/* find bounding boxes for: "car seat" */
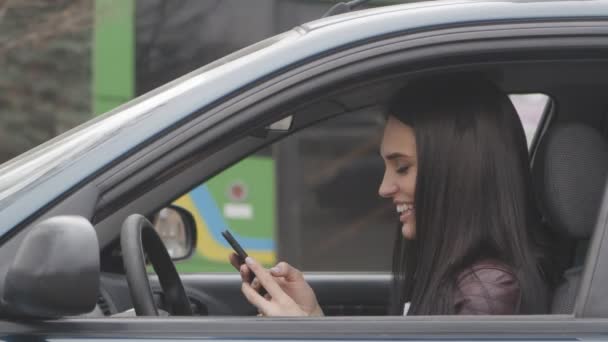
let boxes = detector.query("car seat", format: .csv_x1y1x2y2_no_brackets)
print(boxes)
532,123,608,314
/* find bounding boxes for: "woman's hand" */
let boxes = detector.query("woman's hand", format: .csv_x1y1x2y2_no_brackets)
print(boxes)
229,254,323,317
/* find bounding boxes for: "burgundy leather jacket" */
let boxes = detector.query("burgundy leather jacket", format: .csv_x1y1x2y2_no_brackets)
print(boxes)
453,260,521,314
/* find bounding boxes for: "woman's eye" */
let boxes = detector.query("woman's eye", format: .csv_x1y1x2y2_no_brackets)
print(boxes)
396,166,410,174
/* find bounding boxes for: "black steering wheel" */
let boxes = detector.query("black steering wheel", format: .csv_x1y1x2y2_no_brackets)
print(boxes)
120,214,193,316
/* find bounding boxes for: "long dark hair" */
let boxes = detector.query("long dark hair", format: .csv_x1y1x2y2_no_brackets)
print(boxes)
387,74,548,315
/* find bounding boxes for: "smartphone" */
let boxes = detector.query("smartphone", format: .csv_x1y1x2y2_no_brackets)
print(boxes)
222,229,266,295
222,229,248,263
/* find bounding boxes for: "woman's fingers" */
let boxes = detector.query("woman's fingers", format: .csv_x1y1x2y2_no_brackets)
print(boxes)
245,257,286,300
229,253,242,270
230,253,253,283
252,278,263,292
270,261,304,281
239,264,252,283
241,282,272,316
239,258,309,317
241,283,269,314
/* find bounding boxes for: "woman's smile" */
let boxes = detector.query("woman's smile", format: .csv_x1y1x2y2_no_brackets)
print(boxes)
397,203,414,223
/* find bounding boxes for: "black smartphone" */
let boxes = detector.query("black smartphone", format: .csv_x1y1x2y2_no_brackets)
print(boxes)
222,229,267,295
222,229,248,263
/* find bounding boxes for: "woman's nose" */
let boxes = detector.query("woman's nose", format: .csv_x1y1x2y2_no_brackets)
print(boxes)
378,178,397,198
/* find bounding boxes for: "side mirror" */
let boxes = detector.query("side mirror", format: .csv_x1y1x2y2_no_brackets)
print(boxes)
1,216,100,318
152,205,197,261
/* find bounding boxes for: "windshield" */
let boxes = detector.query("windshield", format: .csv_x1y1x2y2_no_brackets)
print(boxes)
0,31,298,210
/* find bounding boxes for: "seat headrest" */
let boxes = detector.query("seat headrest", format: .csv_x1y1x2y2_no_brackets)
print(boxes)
533,124,608,239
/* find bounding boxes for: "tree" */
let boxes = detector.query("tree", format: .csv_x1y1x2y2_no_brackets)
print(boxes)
0,0,93,163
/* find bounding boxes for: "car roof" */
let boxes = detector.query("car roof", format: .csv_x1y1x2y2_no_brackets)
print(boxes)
302,0,608,32
1,0,608,237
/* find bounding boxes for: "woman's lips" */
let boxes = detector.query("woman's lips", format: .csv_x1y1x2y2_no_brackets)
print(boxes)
400,209,413,223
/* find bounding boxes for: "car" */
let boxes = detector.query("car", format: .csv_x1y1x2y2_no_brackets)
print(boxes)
1,0,608,339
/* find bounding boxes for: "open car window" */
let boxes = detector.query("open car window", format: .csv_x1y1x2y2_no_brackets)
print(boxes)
162,93,552,274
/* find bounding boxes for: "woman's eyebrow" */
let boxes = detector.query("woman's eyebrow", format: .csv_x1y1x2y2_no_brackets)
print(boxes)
385,152,410,160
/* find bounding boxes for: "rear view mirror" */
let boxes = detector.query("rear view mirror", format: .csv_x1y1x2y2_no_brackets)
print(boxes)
266,115,293,131
152,205,197,260
1,216,100,318
249,115,293,138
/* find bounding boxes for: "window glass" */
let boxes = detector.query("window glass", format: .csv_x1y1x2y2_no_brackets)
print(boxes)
171,110,390,273
172,93,551,274
509,94,550,147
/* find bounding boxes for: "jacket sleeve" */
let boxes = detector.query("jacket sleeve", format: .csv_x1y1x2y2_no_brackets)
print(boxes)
454,265,521,315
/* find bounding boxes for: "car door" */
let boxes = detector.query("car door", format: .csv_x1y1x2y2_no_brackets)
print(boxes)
4,1,608,341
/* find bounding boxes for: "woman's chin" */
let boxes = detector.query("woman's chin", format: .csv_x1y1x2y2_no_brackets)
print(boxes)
401,223,416,240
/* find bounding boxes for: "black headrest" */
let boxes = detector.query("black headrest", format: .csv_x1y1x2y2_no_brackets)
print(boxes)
533,124,608,239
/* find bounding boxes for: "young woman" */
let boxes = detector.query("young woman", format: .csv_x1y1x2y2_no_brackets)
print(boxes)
230,74,549,316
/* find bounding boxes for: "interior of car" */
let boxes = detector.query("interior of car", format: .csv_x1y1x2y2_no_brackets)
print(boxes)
86,58,608,318
3,45,608,322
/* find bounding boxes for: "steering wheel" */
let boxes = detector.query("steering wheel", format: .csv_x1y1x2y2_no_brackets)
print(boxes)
120,214,193,316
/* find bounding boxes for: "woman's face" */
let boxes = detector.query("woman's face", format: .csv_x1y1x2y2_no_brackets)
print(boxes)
379,116,418,240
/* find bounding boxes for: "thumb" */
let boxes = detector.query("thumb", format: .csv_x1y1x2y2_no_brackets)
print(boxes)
270,261,303,281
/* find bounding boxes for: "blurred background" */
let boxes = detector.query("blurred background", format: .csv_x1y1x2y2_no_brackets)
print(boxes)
0,0,398,162
0,0,548,273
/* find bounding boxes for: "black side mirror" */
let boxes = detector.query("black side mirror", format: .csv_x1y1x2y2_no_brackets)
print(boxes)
151,205,197,261
1,216,100,318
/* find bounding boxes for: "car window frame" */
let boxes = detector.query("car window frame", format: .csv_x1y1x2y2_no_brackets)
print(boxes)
4,20,608,337
167,91,554,275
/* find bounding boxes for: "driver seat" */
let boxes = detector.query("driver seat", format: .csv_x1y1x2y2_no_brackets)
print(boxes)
532,123,608,314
